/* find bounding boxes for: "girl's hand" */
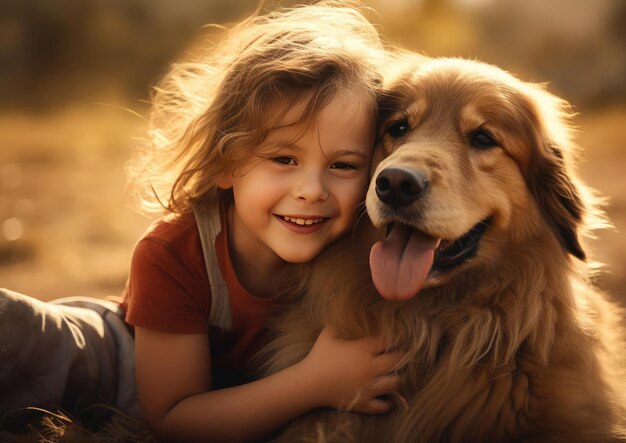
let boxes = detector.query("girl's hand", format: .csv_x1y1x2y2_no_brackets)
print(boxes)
298,326,403,414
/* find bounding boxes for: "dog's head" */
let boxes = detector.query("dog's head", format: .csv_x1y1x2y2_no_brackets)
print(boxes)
367,56,590,301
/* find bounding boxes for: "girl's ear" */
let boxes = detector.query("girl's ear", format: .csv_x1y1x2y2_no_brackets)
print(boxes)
217,173,233,189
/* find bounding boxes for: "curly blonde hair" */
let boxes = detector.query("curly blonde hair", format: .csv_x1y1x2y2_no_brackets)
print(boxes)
127,1,386,215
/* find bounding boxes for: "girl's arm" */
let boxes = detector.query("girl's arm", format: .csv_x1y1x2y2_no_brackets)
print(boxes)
135,326,402,443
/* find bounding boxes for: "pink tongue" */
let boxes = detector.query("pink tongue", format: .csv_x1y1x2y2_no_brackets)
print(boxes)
369,224,438,301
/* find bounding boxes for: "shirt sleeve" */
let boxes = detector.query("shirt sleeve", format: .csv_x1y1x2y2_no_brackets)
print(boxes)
125,236,211,334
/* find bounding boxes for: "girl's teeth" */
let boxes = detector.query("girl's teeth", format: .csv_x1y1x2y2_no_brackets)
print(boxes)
283,216,323,226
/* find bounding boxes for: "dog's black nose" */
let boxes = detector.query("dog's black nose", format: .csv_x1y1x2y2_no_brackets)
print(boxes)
375,167,428,207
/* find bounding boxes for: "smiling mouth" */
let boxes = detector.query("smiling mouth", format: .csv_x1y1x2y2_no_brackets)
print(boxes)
370,217,492,301
279,215,326,226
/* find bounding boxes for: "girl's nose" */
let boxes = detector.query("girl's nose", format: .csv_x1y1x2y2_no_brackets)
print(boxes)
292,169,329,203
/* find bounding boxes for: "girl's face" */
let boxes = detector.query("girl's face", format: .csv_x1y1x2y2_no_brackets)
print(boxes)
222,90,375,267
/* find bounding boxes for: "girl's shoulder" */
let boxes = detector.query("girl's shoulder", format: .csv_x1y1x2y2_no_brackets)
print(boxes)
124,211,212,333
133,212,206,279
141,211,199,248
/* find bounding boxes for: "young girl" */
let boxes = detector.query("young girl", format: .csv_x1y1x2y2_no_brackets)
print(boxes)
0,2,402,441
123,2,403,441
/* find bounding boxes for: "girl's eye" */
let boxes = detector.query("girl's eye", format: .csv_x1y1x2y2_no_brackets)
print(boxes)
468,129,498,149
330,162,357,170
387,118,409,139
272,156,296,165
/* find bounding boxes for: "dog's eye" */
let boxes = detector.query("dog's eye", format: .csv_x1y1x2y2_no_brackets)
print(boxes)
386,119,409,139
468,129,498,149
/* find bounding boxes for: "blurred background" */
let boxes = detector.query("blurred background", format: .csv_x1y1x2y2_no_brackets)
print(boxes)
0,0,624,306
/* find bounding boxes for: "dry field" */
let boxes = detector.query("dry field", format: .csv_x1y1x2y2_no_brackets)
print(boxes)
0,104,625,309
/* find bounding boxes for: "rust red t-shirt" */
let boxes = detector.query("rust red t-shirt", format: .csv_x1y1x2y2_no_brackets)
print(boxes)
121,208,282,385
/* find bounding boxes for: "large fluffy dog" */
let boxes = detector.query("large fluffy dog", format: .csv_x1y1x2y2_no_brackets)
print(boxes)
260,56,626,442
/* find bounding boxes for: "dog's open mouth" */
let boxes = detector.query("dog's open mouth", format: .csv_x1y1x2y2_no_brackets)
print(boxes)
369,218,492,301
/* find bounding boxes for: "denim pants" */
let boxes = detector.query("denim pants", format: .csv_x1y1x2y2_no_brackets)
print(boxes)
0,288,139,429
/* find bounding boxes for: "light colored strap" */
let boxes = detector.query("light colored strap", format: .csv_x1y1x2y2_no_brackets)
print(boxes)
194,201,232,330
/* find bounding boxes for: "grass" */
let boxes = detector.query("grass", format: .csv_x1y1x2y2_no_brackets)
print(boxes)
0,407,155,443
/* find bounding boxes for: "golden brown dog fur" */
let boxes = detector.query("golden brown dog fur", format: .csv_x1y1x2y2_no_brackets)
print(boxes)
259,55,626,442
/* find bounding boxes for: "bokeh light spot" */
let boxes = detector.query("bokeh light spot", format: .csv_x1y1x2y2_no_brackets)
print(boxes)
3,217,24,241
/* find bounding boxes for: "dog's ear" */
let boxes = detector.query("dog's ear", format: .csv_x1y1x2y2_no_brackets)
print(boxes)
505,81,587,260
524,82,589,260
528,140,586,260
